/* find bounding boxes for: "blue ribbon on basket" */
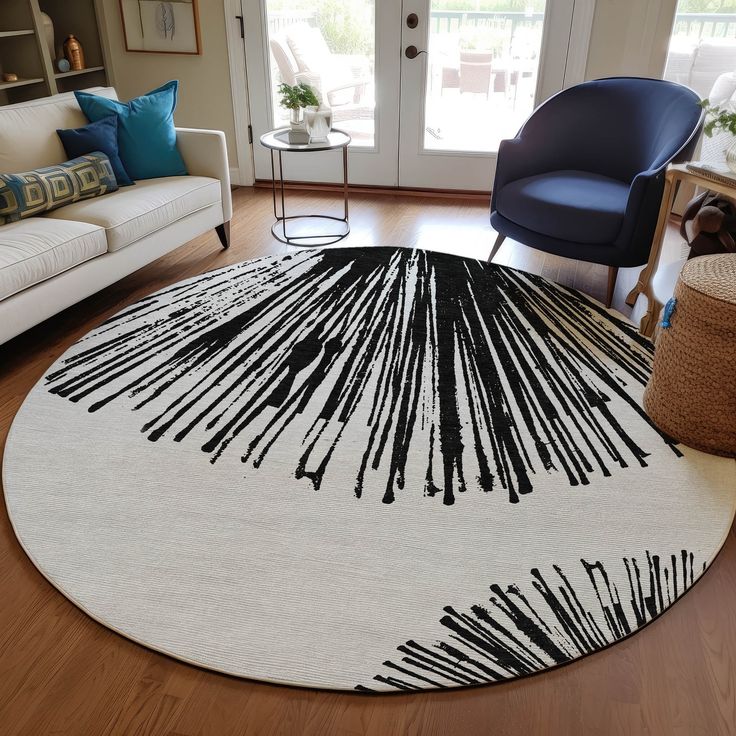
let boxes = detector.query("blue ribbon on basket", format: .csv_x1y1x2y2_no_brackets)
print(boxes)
661,298,677,329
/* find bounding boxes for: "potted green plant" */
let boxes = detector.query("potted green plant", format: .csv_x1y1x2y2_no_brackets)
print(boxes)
701,98,736,172
278,82,320,127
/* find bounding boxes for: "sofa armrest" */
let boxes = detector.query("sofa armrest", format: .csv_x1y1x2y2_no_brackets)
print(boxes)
175,128,232,222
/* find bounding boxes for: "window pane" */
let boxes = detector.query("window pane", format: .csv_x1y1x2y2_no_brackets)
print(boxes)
424,1,546,153
265,0,375,147
664,2,736,165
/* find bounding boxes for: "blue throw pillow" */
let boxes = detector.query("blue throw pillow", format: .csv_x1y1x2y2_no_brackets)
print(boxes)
57,115,133,186
0,153,118,222
75,81,187,180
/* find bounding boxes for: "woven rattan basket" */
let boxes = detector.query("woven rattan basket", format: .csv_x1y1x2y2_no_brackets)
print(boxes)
643,254,736,457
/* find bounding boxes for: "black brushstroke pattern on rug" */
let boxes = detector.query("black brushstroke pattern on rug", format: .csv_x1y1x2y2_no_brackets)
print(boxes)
43,247,679,505
357,550,703,691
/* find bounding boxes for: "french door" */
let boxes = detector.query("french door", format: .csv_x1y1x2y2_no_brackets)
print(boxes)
243,0,591,190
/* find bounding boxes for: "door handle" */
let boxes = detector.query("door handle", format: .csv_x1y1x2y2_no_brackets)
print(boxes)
405,45,426,59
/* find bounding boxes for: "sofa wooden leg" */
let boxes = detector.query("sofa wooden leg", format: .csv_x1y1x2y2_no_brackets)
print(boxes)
606,266,618,309
487,233,506,263
215,221,231,250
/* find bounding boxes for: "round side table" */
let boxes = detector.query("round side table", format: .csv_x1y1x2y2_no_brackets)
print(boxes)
260,128,351,246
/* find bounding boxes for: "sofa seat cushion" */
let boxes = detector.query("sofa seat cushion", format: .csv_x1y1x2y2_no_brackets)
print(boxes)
44,176,221,252
0,218,106,300
496,170,630,245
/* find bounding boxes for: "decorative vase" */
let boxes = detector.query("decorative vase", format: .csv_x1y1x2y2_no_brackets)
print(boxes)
39,12,55,61
304,105,332,142
726,139,736,174
289,107,304,128
63,35,85,71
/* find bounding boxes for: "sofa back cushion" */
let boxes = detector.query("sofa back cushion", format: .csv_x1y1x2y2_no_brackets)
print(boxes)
0,152,118,223
0,87,118,174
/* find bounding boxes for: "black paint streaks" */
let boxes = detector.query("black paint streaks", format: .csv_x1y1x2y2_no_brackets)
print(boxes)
357,550,704,691
44,247,676,505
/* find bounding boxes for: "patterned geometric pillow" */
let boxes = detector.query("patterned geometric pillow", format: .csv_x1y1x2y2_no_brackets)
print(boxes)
0,152,118,224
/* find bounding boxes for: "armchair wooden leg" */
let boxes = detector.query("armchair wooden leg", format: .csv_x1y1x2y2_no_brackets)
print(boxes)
215,221,231,250
625,280,641,307
487,233,506,263
606,266,618,309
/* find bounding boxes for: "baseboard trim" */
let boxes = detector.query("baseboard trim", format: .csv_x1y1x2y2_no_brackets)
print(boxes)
252,179,491,201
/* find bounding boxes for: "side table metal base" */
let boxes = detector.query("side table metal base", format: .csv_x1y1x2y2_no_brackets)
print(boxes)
268,142,350,249
270,214,350,246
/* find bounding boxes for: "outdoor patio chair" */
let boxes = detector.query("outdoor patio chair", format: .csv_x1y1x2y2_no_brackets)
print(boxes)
440,66,460,94
270,25,371,108
665,39,736,98
488,77,704,308
459,51,494,97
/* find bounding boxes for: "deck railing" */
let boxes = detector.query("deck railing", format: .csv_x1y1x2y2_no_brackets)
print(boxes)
266,9,736,42
672,13,736,40
428,10,544,36
267,11,314,33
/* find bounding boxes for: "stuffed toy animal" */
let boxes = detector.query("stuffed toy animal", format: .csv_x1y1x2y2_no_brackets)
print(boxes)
680,191,736,257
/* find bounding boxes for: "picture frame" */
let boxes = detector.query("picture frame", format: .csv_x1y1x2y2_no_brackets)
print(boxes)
118,0,202,55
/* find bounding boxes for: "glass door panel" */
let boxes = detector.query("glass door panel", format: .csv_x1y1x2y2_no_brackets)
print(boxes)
398,0,575,190
244,0,401,185
265,0,376,147
424,3,546,154
244,0,582,189
664,3,736,166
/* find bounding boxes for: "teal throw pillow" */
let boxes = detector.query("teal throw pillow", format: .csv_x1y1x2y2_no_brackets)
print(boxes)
75,81,187,180
0,152,118,222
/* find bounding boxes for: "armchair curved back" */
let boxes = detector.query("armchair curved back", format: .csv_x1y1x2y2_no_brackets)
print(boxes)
516,78,704,184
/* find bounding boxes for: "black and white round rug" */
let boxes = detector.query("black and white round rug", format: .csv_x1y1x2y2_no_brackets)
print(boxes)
4,247,735,691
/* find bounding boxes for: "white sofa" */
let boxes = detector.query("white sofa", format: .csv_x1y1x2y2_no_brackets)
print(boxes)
0,87,232,345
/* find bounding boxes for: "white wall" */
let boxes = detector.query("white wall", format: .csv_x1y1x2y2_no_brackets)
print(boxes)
585,0,678,80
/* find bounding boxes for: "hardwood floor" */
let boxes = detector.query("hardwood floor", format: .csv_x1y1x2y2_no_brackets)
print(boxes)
1,187,734,736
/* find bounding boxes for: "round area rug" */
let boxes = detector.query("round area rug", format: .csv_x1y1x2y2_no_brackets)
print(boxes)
4,247,735,692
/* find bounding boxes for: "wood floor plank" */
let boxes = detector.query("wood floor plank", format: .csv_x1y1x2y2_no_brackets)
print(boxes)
0,187,732,736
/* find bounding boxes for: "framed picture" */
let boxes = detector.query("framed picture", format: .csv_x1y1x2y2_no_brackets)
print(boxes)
119,0,202,55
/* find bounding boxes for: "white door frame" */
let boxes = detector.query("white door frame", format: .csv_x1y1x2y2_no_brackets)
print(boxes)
239,0,402,187
398,0,596,190
226,0,595,190
564,0,597,87
224,0,255,186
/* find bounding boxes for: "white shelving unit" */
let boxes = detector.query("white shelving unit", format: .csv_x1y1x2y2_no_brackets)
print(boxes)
0,0,108,106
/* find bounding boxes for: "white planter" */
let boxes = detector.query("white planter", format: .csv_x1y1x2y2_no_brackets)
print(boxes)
304,105,332,142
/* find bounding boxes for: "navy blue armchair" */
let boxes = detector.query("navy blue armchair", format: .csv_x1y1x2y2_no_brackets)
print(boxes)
489,77,704,307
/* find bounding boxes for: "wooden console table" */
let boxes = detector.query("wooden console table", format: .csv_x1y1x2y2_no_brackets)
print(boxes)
626,163,736,336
